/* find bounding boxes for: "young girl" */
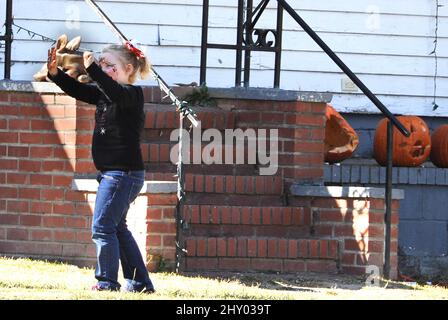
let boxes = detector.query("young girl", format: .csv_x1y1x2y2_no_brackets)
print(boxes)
47,43,155,293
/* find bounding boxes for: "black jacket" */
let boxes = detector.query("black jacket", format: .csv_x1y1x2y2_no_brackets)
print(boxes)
48,63,145,171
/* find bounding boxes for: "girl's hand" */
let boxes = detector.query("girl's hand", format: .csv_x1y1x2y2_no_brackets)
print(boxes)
47,47,58,76
83,51,95,68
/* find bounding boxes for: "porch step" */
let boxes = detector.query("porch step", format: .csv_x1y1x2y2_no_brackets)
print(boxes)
183,204,311,226
183,236,340,273
184,174,283,195
144,163,259,176
184,192,285,207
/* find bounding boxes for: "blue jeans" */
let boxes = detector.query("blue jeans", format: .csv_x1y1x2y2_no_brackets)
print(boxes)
92,170,154,292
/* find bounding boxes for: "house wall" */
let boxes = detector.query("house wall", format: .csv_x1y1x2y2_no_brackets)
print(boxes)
0,0,446,116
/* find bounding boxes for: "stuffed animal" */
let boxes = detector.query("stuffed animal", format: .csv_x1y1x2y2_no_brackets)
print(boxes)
34,34,91,83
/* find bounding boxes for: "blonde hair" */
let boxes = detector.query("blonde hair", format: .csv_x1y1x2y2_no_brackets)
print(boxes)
102,44,151,84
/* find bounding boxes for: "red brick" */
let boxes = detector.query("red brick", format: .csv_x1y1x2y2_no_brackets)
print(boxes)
19,132,42,144
287,240,298,258
0,214,19,225
252,207,261,224
309,240,319,258
52,175,73,187
214,176,224,193
210,207,220,224
241,207,251,225
19,160,41,172
250,258,282,271
7,146,29,158
207,238,217,257
0,105,18,116
190,205,200,224
42,160,66,172
55,95,76,105
298,239,308,258
8,119,30,130
30,201,52,214
272,207,283,225
278,239,288,258
148,208,162,220
282,208,292,225
267,239,277,258
66,217,87,228
148,235,162,247
54,230,76,242
52,203,75,215
20,215,42,226
7,228,29,241
147,194,177,205
31,119,54,131
45,105,65,118
30,174,53,186
6,200,29,213
42,216,65,228
18,188,40,200
41,189,64,201
200,205,210,224
246,238,257,257
227,238,236,257
197,239,206,256
307,261,337,273
220,207,232,224
148,221,176,234
185,257,219,270
185,239,196,256
219,258,250,270
30,230,52,241
217,238,226,256
225,176,235,193
231,207,241,224
0,187,18,199
284,260,306,272
237,238,247,257
0,132,18,143
261,208,271,225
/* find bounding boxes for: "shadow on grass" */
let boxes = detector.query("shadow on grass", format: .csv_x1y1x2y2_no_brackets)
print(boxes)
177,270,424,292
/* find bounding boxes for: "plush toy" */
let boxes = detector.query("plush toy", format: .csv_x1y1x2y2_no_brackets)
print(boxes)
34,34,91,83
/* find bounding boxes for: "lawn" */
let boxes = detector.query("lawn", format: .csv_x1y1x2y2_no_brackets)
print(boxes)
0,256,446,300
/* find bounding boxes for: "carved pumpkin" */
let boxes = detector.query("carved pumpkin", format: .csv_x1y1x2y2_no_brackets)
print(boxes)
373,116,431,167
430,125,448,168
324,105,359,164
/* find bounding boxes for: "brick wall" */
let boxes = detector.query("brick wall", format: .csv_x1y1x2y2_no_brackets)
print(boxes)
0,83,402,279
0,85,177,270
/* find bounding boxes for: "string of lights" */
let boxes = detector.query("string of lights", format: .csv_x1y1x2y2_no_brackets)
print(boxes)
430,0,443,111
9,22,100,53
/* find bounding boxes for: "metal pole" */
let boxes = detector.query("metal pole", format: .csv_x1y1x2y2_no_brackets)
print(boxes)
235,0,244,87
243,0,253,87
4,0,13,79
200,0,209,86
276,0,409,137
384,120,394,279
274,3,283,88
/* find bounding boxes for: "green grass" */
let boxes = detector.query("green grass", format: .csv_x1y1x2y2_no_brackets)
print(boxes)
0,256,447,300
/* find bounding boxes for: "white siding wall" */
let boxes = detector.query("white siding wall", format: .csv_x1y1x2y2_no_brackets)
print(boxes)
0,0,447,116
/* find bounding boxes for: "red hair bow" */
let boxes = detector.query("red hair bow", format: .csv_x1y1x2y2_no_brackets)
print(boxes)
125,41,145,59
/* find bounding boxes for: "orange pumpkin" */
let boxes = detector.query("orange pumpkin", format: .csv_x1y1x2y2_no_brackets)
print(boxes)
324,105,359,164
430,125,448,168
373,116,431,167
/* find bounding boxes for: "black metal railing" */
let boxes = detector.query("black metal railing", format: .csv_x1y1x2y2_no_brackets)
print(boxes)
1,0,13,79
201,0,410,279
201,0,283,88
